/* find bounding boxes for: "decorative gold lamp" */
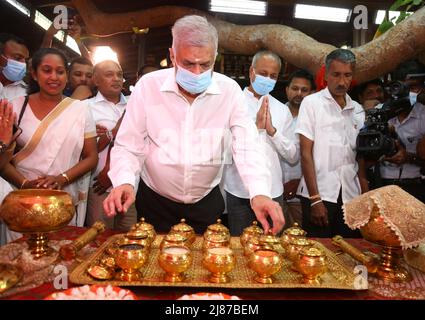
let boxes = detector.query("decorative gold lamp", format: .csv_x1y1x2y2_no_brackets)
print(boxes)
343,185,425,283
0,189,75,259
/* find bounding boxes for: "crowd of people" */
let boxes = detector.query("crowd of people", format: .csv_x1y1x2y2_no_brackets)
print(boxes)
0,14,424,244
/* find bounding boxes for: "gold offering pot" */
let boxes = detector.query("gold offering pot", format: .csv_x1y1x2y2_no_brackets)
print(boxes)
286,237,313,262
170,219,195,246
158,245,192,282
0,189,75,259
125,228,151,250
203,233,230,253
133,217,156,245
203,219,230,240
160,233,188,251
114,241,148,281
259,232,284,253
240,221,263,247
203,247,235,283
280,222,307,249
249,249,283,284
296,247,327,285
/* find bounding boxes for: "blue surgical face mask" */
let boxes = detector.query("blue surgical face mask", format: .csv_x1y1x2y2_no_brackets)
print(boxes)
1,56,26,82
409,91,418,106
175,64,212,94
251,74,276,96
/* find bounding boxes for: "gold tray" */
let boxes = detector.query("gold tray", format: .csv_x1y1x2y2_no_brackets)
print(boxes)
70,235,360,290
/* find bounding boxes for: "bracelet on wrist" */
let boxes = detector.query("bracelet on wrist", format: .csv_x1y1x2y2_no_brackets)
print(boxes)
310,199,323,207
61,173,70,184
309,194,321,201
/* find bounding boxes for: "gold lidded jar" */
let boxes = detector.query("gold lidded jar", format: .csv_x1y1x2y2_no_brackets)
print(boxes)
296,247,327,284
259,232,284,253
158,245,193,282
203,247,236,283
202,233,230,253
133,217,156,245
170,219,195,246
203,219,230,240
240,221,263,247
280,222,307,249
244,236,273,257
160,233,188,251
124,228,151,250
286,237,313,262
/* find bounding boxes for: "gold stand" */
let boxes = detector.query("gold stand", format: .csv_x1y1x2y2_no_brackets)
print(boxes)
209,273,230,283
27,233,55,259
116,269,143,282
375,245,412,283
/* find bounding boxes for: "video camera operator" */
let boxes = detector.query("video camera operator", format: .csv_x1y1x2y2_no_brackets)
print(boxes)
378,60,425,202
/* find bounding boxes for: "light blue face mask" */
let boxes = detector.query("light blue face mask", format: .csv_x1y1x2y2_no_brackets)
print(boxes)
251,74,276,96
409,91,418,106
175,64,212,94
1,56,26,82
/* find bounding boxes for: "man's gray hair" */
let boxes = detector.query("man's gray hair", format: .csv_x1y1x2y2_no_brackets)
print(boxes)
251,50,282,70
325,49,356,71
172,15,218,53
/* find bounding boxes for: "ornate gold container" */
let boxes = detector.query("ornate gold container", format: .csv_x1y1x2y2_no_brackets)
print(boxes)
280,222,307,249
203,219,230,240
202,233,230,253
133,217,156,245
296,247,327,284
160,233,188,251
124,228,151,250
249,249,283,284
240,221,263,247
158,246,192,282
203,247,235,283
286,237,313,262
114,242,148,281
170,219,195,246
0,189,75,259
259,233,284,253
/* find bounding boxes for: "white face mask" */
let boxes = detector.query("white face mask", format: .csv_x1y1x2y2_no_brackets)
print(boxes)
1,56,26,82
409,91,418,106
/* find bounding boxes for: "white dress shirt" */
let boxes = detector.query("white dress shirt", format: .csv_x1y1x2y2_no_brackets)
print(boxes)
295,87,365,204
223,88,298,199
109,68,271,204
87,92,127,183
380,102,425,179
280,103,302,203
0,80,27,101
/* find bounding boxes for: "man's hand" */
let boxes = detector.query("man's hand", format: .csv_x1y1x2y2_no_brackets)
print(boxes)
93,167,112,195
103,184,135,217
96,124,108,137
283,179,300,200
310,202,328,227
0,99,15,146
256,96,268,130
265,103,276,136
362,99,381,110
384,140,407,165
250,195,285,235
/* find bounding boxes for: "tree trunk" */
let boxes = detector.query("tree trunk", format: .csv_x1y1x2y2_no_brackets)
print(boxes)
71,0,425,83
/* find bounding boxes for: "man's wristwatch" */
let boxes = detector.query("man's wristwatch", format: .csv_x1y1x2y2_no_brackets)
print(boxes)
0,141,7,154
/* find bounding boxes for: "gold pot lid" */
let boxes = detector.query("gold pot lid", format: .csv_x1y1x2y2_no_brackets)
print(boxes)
300,247,325,257
205,233,229,243
164,233,187,243
242,221,263,235
126,228,149,240
284,223,306,237
136,217,155,232
171,219,194,233
207,219,229,234
259,233,280,245
289,237,311,246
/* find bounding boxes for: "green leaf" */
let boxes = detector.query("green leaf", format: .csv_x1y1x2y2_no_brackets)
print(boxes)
390,0,413,10
377,20,395,34
412,0,423,5
395,11,409,23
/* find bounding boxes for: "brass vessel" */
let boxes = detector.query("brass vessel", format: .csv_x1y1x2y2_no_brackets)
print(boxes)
203,219,230,240
0,263,23,293
296,247,327,284
124,229,151,250
158,245,192,282
203,247,235,283
259,232,284,253
244,236,272,256
280,223,307,249
0,189,74,259
202,233,230,253
286,237,313,262
133,217,156,244
249,249,283,284
160,233,188,251
240,221,263,247
114,242,148,281
170,219,195,246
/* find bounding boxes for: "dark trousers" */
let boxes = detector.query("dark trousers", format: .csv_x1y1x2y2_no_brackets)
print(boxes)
135,179,225,234
300,191,361,238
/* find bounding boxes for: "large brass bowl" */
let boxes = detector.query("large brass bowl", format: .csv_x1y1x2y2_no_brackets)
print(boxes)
0,189,75,258
359,209,412,282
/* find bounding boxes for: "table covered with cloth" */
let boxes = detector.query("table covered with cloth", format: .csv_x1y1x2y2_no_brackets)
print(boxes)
1,226,424,300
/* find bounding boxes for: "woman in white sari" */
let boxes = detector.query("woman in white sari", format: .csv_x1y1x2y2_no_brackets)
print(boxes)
1,48,98,239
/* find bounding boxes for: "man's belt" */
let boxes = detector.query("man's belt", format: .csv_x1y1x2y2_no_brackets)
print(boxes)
381,178,423,185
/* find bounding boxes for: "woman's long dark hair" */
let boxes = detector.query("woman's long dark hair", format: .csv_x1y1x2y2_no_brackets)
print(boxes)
27,48,68,95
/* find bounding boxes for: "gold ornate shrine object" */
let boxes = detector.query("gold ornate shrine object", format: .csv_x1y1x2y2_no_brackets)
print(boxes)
170,219,195,246
0,189,75,259
204,219,230,240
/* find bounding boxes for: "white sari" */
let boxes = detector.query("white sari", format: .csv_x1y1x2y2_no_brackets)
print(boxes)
12,97,96,227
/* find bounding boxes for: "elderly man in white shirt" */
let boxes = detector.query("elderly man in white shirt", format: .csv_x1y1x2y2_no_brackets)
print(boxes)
86,60,137,231
0,34,29,101
223,51,298,236
103,15,285,235
280,70,315,227
296,49,368,238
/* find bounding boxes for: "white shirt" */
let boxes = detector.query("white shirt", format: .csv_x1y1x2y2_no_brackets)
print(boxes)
87,92,127,183
280,103,302,203
0,80,27,101
295,87,365,203
109,67,271,204
380,102,425,179
223,88,298,199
